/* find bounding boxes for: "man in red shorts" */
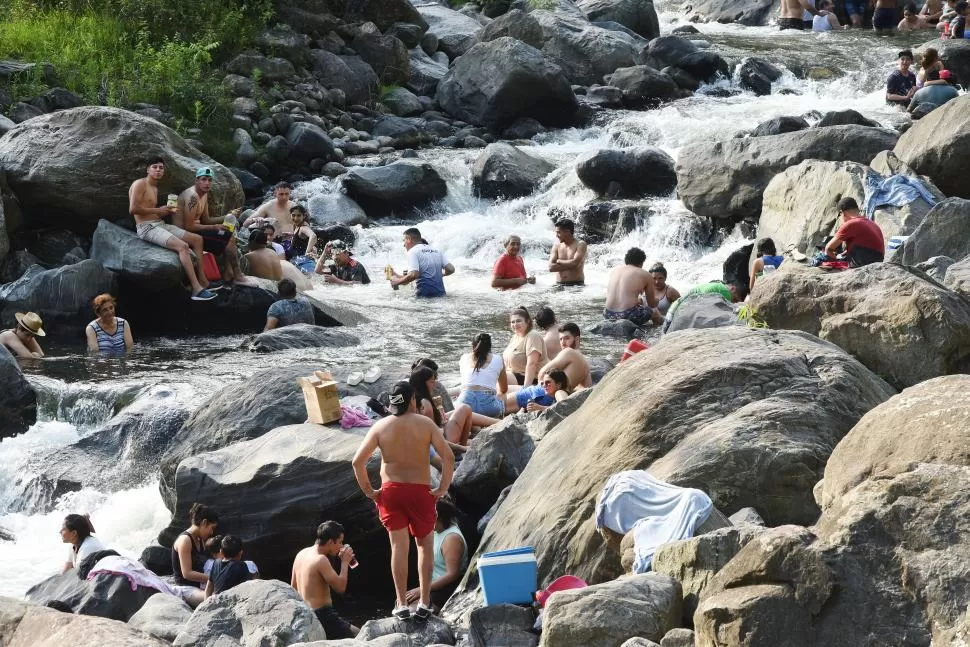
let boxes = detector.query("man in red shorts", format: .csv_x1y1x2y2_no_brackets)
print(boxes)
352,381,454,621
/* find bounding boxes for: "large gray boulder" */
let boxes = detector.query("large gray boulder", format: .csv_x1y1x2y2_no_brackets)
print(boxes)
353,23,411,85
891,198,970,266
382,86,423,117
173,580,325,647
471,143,555,200
358,615,456,645
468,604,538,647
685,0,779,24
444,327,893,624
436,37,578,131
605,65,684,108
0,344,36,439
246,323,360,352
407,47,450,97
417,4,484,59
310,50,379,106
894,93,970,200
341,159,447,218
677,125,899,222
738,57,782,96
0,259,116,339
0,106,242,232
226,52,295,81
127,593,193,643
945,253,970,299
530,11,643,86
307,193,369,227
89,219,184,291
286,122,335,162
162,425,384,583
749,262,970,389
0,596,169,647
575,147,676,198
478,9,546,49
538,574,682,647
26,571,158,622
577,0,659,38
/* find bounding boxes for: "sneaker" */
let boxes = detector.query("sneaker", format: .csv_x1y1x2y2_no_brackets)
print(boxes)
392,606,411,620
414,603,433,621
191,289,218,301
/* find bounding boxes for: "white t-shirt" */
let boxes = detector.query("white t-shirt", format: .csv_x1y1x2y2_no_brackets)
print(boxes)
406,244,449,297
459,353,505,389
68,535,106,568
813,13,833,30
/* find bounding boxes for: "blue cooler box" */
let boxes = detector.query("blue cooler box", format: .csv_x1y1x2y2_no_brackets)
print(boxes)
478,546,537,606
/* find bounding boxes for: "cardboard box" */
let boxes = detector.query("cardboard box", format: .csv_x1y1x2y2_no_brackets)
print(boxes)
299,370,341,424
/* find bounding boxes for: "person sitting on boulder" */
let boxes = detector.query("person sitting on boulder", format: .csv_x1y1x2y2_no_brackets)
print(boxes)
174,167,256,287
86,294,133,355
0,312,45,359
264,278,315,331
128,157,216,301
537,323,592,393
242,181,296,243
405,497,468,610
535,307,561,361
506,369,570,414
648,263,681,319
261,223,287,258
203,535,259,580
60,513,104,573
410,365,492,449
908,69,959,118
291,521,359,639
886,50,918,107
922,0,945,23
204,535,254,599
603,248,656,326
749,238,785,292
245,228,283,281
823,197,885,268
172,502,219,607
318,240,370,285
491,235,535,290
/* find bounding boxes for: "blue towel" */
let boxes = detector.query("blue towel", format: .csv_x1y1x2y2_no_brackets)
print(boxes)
863,173,937,218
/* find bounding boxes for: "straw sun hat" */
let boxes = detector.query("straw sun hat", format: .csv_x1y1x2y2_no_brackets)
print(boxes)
15,312,45,337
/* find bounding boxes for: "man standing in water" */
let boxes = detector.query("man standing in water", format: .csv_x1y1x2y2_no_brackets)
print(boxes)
352,381,454,620
128,157,217,301
390,228,455,297
548,219,586,286
778,0,821,29
291,520,359,639
603,248,657,326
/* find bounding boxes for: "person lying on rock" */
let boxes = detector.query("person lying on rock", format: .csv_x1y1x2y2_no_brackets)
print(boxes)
548,218,586,287
204,535,254,599
244,228,283,281
264,279,315,331
506,369,569,414
351,381,454,621
0,311,45,359
242,181,296,243
291,520,359,639
203,534,259,581
174,167,257,288
405,497,468,610
604,247,656,326
128,157,216,301
823,197,886,268
491,235,535,290
537,323,592,392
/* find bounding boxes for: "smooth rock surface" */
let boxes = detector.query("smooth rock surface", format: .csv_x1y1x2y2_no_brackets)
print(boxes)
342,159,447,217
0,596,169,647
127,593,193,642
891,197,970,266
575,147,676,198
471,143,555,200
90,219,184,291
417,4,484,58
894,91,970,199
26,571,158,622
0,344,37,439
358,615,456,645
246,323,360,352
577,0,660,38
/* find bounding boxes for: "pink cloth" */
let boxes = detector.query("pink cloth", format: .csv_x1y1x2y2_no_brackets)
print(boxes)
87,555,178,596
340,405,373,429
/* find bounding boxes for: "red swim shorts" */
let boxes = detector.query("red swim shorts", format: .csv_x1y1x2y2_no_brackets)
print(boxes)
375,482,437,538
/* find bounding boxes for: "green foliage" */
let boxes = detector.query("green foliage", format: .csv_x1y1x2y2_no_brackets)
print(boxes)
738,304,769,329
527,0,558,10
379,83,402,98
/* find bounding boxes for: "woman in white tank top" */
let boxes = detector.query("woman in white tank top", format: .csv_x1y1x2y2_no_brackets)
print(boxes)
455,333,508,419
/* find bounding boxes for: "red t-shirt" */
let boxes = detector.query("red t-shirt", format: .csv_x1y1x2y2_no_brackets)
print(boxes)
837,217,884,253
492,253,527,289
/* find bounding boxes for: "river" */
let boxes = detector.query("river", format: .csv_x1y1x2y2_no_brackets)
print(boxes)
0,16,935,597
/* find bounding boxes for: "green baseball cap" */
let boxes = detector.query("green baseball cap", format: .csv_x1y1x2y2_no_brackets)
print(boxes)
196,167,214,178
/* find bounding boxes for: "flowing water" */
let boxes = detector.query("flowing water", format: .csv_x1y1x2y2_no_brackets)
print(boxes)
0,17,936,597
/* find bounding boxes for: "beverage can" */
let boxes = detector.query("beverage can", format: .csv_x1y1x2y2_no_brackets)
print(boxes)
385,265,394,280
167,194,178,208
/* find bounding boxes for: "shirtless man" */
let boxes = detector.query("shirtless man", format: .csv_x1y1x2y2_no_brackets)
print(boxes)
243,228,283,281
535,307,561,361
351,381,454,621
0,312,45,359
291,521,359,639
128,157,216,300
538,322,592,391
872,0,900,31
174,167,255,287
548,219,587,286
242,182,296,239
779,0,820,29
604,248,657,326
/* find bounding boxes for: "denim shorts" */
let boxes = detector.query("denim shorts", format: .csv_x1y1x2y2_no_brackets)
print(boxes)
456,389,504,418
843,0,865,15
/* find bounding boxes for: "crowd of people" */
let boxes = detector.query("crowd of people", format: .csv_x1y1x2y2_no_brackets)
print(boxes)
777,0,970,31
886,48,961,118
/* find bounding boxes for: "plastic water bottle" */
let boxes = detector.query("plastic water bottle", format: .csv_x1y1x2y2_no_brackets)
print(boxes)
224,213,238,234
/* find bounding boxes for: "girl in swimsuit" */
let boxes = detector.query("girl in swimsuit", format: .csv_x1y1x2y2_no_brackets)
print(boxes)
648,263,681,317
172,502,219,607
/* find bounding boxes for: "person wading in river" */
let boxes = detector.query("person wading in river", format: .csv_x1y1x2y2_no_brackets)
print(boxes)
291,521,359,639
778,0,821,29
351,381,454,621
548,219,587,287
603,248,656,326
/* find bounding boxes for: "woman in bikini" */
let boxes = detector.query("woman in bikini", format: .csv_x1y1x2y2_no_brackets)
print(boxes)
648,263,681,318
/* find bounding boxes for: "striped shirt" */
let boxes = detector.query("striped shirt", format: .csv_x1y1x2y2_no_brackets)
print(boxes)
88,318,128,354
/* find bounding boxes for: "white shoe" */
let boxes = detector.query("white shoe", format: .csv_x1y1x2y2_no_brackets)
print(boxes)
347,371,364,386
364,366,383,383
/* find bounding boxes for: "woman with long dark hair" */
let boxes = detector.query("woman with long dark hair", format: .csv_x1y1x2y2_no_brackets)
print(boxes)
60,513,104,573
409,366,496,446
454,333,507,418
172,502,219,607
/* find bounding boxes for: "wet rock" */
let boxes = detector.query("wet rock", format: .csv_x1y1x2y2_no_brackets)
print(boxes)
478,9,545,48
0,106,242,233
816,108,880,127
286,122,335,162
584,84,625,106
576,147,676,198
383,86,424,116
408,47,449,97
531,11,642,87
672,50,728,83
26,571,158,622
891,198,970,266
372,115,423,147
310,50,379,106
418,4,484,58
577,200,649,243
127,593,193,643
342,159,447,218
358,615,456,644
750,263,970,389
246,323,360,352
471,143,555,200
0,345,36,439
437,37,577,131
162,425,385,585
354,23,411,85
230,166,264,198
227,51,295,82
685,0,779,24
589,318,643,339
538,574,681,647
308,193,369,226
257,23,312,67
643,35,698,69
577,0,660,38
894,93,970,199
606,65,684,108
738,57,782,95
677,125,899,222
468,604,538,647
173,580,324,647
0,596,169,647
749,115,808,137
0,259,116,340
